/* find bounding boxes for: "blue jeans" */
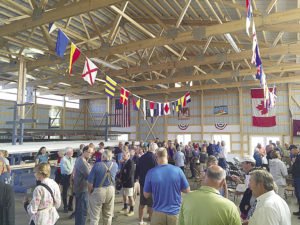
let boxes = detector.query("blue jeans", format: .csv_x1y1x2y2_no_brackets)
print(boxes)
75,192,88,225
61,174,71,210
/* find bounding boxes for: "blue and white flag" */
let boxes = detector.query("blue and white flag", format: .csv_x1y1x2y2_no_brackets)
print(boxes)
158,103,164,116
55,29,69,58
48,22,57,34
246,0,253,36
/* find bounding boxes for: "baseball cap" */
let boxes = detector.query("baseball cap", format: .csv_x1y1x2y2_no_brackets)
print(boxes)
241,155,256,164
288,144,298,150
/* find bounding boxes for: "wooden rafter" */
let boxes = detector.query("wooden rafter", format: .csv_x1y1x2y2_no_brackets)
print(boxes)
0,0,124,36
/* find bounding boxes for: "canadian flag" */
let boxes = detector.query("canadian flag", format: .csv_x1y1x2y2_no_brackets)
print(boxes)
164,102,170,115
251,88,276,127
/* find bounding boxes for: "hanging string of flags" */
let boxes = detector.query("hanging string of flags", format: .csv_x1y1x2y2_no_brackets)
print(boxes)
245,0,276,111
50,24,192,118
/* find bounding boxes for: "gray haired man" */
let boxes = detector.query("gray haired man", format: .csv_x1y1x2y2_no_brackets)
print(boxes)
179,165,240,225
243,170,291,225
87,149,118,225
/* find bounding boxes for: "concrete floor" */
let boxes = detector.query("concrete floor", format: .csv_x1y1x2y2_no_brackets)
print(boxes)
14,185,300,225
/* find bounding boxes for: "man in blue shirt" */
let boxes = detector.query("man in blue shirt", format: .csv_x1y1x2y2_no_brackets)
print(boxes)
87,149,118,225
144,147,190,225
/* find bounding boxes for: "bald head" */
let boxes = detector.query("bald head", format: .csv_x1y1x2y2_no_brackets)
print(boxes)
204,165,226,190
207,165,226,181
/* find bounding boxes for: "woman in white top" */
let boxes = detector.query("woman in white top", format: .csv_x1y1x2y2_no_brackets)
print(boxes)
269,150,288,198
25,163,61,225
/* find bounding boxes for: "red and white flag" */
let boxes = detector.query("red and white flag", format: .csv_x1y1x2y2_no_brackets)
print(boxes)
115,99,130,127
150,101,155,117
251,88,276,127
120,87,130,105
82,58,98,85
164,102,170,115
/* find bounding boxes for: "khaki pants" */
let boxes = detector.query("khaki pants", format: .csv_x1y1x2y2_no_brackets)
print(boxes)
88,186,115,225
277,185,286,199
151,211,178,225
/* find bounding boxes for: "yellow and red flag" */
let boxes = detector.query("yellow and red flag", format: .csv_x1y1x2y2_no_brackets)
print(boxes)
69,43,81,74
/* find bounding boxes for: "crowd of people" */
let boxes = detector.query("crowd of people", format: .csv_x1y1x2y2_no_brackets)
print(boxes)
0,138,300,225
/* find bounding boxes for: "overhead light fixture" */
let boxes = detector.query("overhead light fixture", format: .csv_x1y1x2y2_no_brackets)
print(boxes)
26,74,36,80
37,85,49,89
25,47,45,55
224,33,241,53
0,57,10,63
58,82,71,87
88,90,103,94
91,58,122,70
95,78,106,83
157,84,168,89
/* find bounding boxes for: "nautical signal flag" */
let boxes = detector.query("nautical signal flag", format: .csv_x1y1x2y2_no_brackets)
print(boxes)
132,97,140,111
150,101,155,117
82,58,98,86
172,102,176,115
176,99,182,112
181,96,186,108
136,98,141,109
246,0,253,36
105,75,117,98
185,92,191,104
164,102,170,115
158,103,164,116
69,43,81,74
55,29,69,58
48,22,57,34
143,99,147,120
120,87,130,105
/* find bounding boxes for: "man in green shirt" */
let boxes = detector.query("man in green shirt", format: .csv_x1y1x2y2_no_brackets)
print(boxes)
179,165,241,225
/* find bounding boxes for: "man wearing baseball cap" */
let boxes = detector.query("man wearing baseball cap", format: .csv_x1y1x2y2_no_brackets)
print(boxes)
231,155,256,220
290,145,300,219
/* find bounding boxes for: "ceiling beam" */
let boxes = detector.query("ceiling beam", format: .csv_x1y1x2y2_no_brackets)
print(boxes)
0,0,124,36
134,75,300,96
130,0,168,30
2,7,300,73
47,74,300,98
130,17,220,26
29,62,300,96
107,42,300,77
260,24,300,33
120,63,300,88
266,0,278,14
176,0,192,28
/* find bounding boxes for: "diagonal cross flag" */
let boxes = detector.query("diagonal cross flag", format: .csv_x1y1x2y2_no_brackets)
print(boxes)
82,58,98,86
120,87,130,105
